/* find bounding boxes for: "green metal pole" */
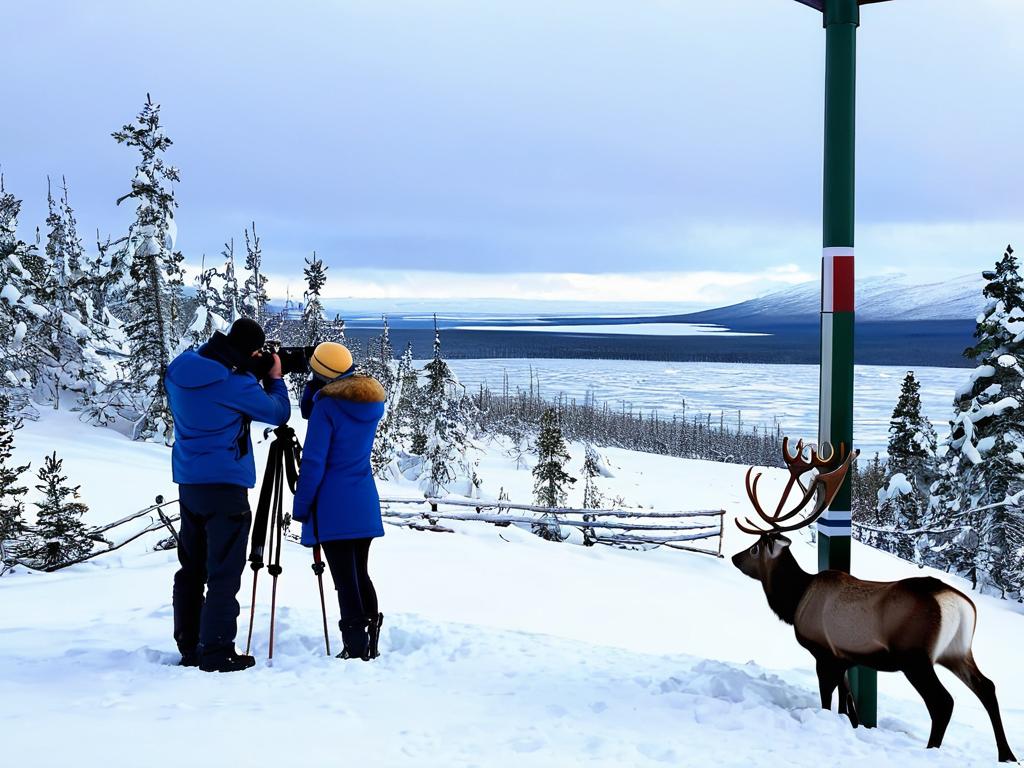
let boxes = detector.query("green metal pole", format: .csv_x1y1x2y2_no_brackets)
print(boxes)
817,0,877,728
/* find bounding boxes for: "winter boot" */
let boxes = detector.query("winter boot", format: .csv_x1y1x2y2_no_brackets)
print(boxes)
336,618,370,660
199,646,256,673
178,649,200,668
367,612,384,659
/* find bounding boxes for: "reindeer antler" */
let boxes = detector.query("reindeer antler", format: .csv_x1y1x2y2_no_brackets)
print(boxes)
735,439,858,536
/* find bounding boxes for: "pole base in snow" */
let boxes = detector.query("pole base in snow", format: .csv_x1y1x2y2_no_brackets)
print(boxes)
849,667,877,728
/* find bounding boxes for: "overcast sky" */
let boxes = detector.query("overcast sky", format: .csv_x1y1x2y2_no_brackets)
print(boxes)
2,0,1021,305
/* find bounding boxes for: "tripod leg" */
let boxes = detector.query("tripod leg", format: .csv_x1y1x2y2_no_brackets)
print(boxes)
244,568,259,656
313,545,331,655
268,575,279,663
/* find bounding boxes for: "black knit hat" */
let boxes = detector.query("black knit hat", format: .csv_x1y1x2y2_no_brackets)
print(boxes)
226,318,266,355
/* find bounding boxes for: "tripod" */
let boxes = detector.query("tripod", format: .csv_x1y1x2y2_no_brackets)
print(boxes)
244,424,332,660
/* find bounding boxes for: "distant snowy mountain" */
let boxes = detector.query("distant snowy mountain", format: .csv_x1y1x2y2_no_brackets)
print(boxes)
688,273,985,323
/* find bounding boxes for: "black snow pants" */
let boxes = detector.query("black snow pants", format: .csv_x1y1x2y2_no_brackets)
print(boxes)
322,538,379,651
173,483,252,655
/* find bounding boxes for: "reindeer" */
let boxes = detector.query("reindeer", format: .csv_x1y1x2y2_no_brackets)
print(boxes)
731,438,1016,763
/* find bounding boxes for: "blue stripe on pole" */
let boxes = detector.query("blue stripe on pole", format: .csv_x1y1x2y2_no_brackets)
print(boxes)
817,517,852,536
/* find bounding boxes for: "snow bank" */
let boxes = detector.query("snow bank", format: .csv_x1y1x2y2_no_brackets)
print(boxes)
2,407,1022,767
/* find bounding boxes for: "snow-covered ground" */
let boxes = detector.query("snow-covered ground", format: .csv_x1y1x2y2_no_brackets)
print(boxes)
444,359,968,457
2,407,1021,767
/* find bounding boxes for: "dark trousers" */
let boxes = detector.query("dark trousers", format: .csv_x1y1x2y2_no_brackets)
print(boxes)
322,538,379,621
173,484,252,654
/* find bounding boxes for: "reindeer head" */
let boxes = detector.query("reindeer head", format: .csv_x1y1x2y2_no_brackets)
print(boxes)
731,437,857,582
732,532,794,580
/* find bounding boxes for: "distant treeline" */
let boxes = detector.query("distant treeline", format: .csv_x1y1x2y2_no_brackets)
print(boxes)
473,381,785,469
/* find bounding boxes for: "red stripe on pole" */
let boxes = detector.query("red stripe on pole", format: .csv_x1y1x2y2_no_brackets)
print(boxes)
832,255,855,312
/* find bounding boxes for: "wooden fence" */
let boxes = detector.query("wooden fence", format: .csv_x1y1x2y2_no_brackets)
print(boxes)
18,493,724,573
378,496,725,558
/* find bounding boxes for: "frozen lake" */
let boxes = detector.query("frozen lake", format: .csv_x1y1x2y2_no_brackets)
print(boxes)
441,358,968,457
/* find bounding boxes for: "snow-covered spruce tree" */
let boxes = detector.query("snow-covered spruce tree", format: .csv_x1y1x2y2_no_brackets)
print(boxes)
364,315,395,394
183,255,228,348
301,253,328,338
419,317,476,497
35,178,107,409
369,318,400,478
31,452,93,570
111,95,185,443
394,343,427,454
82,231,124,340
288,253,330,393
241,222,268,323
330,314,346,344
851,453,885,526
74,229,133,427
581,444,605,546
370,369,404,481
0,396,31,571
876,371,937,560
218,238,240,324
371,405,397,479
532,407,574,541
17,223,48,288
377,315,395,393
582,444,604,509
0,178,49,415
929,246,1024,596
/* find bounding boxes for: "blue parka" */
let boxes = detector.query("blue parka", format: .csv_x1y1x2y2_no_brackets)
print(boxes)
166,344,291,488
299,377,324,419
292,375,386,545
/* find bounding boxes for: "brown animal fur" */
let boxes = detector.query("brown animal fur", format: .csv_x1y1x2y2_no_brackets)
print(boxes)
321,375,386,403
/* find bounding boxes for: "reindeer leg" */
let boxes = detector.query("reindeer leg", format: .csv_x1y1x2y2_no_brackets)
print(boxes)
942,653,1017,763
815,658,841,713
839,669,860,728
903,662,954,749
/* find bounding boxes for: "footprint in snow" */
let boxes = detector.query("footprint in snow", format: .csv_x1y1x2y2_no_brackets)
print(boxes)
636,743,679,763
508,735,545,753
386,625,436,656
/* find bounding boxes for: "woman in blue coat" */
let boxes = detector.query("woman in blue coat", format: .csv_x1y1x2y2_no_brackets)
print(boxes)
292,342,386,660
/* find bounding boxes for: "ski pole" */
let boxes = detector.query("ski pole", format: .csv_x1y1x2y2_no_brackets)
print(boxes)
312,544,331,655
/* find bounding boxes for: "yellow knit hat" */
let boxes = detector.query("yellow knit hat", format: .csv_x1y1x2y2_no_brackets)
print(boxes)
310,342,355,381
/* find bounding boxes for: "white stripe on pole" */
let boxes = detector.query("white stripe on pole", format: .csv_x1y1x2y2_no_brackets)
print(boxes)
822,247,855,258
820,508,851,520
818,313,834,448
822,254,834,312
818,524,852,537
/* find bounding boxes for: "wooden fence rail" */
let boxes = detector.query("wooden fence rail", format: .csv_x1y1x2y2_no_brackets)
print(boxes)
22,492,724,573
378,496,725,558
380,496,723,519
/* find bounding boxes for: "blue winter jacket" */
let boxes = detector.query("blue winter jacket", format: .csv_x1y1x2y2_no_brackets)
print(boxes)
299,378,326,419
166,345,291,488
292,375,386,545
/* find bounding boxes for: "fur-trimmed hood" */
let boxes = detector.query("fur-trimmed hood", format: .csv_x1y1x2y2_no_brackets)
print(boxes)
319,375,386,404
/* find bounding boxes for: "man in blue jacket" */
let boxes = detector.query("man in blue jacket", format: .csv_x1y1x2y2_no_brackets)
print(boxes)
165,318,290,672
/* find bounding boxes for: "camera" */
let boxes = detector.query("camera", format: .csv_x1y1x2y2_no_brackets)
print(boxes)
274,343,316,376
246,342,316,378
